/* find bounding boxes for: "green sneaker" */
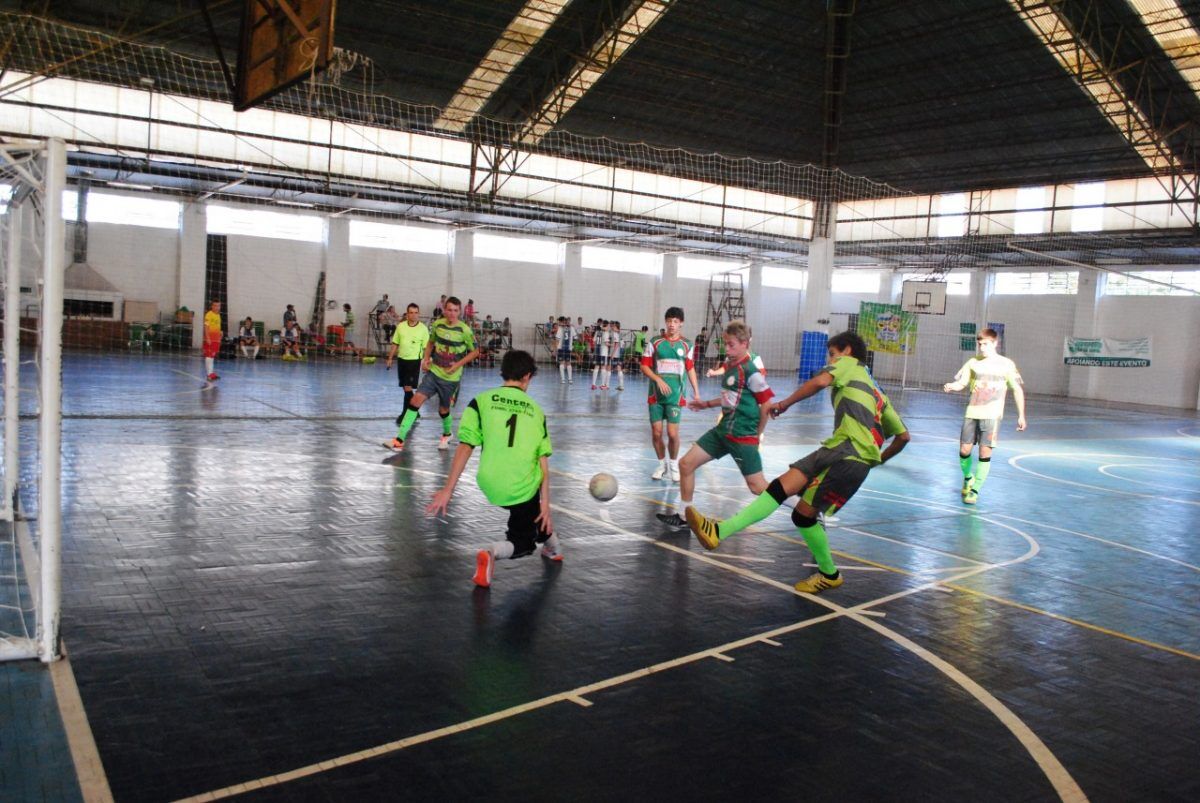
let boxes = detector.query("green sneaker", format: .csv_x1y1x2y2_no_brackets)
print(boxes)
963,490,979,505
961,475,974,497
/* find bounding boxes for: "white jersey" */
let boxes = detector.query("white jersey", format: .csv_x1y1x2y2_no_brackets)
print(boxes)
556,325,575,348
605,329,622,357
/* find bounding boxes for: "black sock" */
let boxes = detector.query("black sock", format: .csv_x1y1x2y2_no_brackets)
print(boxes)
820,569,840,579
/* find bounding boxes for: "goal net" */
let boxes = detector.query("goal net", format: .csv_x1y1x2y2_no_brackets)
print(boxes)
1,138,67,662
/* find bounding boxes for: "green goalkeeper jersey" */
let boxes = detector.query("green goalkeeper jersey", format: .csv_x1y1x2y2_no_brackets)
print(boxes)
458,385,552,507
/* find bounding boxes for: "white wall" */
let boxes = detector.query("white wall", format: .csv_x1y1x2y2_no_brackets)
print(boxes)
82,221,179,318
60,208,1200,409
227,236,324,332
1093,296,1200,409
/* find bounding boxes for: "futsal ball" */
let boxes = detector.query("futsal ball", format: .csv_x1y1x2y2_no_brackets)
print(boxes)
362,356,377,364
588,472,618,502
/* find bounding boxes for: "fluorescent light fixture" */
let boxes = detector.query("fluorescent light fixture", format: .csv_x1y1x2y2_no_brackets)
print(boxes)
106,181,153,191
277,199,315,208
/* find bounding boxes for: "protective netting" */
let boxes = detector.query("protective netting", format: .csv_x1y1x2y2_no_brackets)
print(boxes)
0,10,1195,427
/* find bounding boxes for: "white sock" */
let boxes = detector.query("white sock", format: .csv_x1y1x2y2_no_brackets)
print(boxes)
616,370,624,387
492,541,515,560
542,534,560,554
592,366,600,384
602,368,611,386
567,364,573,379
205,357,214,374
559,363,566,380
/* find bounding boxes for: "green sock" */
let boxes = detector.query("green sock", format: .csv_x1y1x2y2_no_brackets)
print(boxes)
441,414,452,435
798,522,837,575
974,459,991,490
718,490,781,540
959,455,974,478
396,407,419,440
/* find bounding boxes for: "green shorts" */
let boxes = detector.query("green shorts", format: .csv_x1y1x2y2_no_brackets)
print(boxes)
696,428,762,476
649,400,682,424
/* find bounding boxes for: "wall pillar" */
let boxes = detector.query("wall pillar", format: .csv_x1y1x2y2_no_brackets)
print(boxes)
1068,269,1104,399
178,202,207,347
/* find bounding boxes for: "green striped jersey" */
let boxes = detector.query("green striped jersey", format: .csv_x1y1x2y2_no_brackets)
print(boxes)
821,356,906,465
429,318,475,381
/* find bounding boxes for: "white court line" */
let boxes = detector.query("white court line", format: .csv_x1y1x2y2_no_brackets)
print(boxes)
1097,464,1200,494
708,553,775,564
1177,426,1200,439
803,563,887,572
1009,452,1200,507
860,486,1200,573
50,652,115,803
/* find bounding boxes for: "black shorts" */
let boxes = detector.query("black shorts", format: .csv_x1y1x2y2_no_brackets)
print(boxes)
504,492,553,557
790,443,871,515
396,358,421,388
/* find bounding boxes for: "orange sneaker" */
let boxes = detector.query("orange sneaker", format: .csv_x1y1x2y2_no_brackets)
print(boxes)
472,549,494,588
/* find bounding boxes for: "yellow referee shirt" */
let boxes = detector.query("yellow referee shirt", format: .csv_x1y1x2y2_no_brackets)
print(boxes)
391,320,430,360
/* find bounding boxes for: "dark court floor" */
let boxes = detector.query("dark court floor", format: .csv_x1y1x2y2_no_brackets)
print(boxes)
4,351,1200,802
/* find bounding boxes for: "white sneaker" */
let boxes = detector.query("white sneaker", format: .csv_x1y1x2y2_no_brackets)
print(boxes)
438,435,451,450
540,543,563,562
651,462,667,480
668,462,681,482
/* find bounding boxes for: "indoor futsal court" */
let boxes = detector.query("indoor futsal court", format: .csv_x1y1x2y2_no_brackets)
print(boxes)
2,1,1200,802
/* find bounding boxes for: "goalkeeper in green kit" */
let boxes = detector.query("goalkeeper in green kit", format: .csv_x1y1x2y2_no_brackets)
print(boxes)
425,350,561,588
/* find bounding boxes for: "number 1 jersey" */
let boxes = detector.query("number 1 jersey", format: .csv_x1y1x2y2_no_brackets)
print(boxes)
457,385,552,506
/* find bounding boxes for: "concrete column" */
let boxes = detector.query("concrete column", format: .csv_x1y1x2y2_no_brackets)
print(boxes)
801,204,835,332
178,202,207,347
972,268,994,327
561,242,583,317
744,262,763,326
1068,269,1104,399
449,228,474,299
658,254,679,318
324,217,353,340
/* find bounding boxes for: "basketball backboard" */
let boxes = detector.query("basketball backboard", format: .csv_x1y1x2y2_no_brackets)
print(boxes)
901,280,947,315
235,0,337,111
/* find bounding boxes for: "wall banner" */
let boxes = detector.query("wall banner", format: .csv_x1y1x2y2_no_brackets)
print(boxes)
1063,336,1151,367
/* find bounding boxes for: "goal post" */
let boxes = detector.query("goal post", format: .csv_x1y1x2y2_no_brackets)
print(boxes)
1,137,66,663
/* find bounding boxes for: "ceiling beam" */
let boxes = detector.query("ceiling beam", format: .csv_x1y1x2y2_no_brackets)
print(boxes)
1007,0,1183,174
1126,0,1200,102
433,0,575,133
514,0,675,146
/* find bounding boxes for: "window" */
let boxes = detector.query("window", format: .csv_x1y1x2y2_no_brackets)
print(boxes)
902,272,971,295
1072,182,1105,232
937,192,968,237
1104,270,1200,296
676,256,743,280
474,232,560,264
0,183,11,215
581,246,660,275
832,270,880,294
61,190,181,229
993,271,1078,294
349,220,449,254
760,267,807,290
1014,186,1045,234
206,204,324,242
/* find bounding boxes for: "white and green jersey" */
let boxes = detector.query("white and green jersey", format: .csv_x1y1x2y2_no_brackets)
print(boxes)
641,335,694,403
458,385,552,507
717,353,773,441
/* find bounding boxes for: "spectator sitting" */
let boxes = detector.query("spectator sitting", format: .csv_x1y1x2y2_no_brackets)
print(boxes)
372,293,390,318
281,319,305,360
381,305,400,341
465,298,476,323
433,294,447,321
238,317,259,359
283,303,298,329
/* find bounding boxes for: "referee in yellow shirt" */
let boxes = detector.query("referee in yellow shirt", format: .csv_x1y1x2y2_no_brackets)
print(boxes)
385,303,430,422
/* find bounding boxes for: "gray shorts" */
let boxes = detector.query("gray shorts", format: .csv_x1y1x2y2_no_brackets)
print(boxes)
960,417,1000,447
417,371,460,409
790,443,870,514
